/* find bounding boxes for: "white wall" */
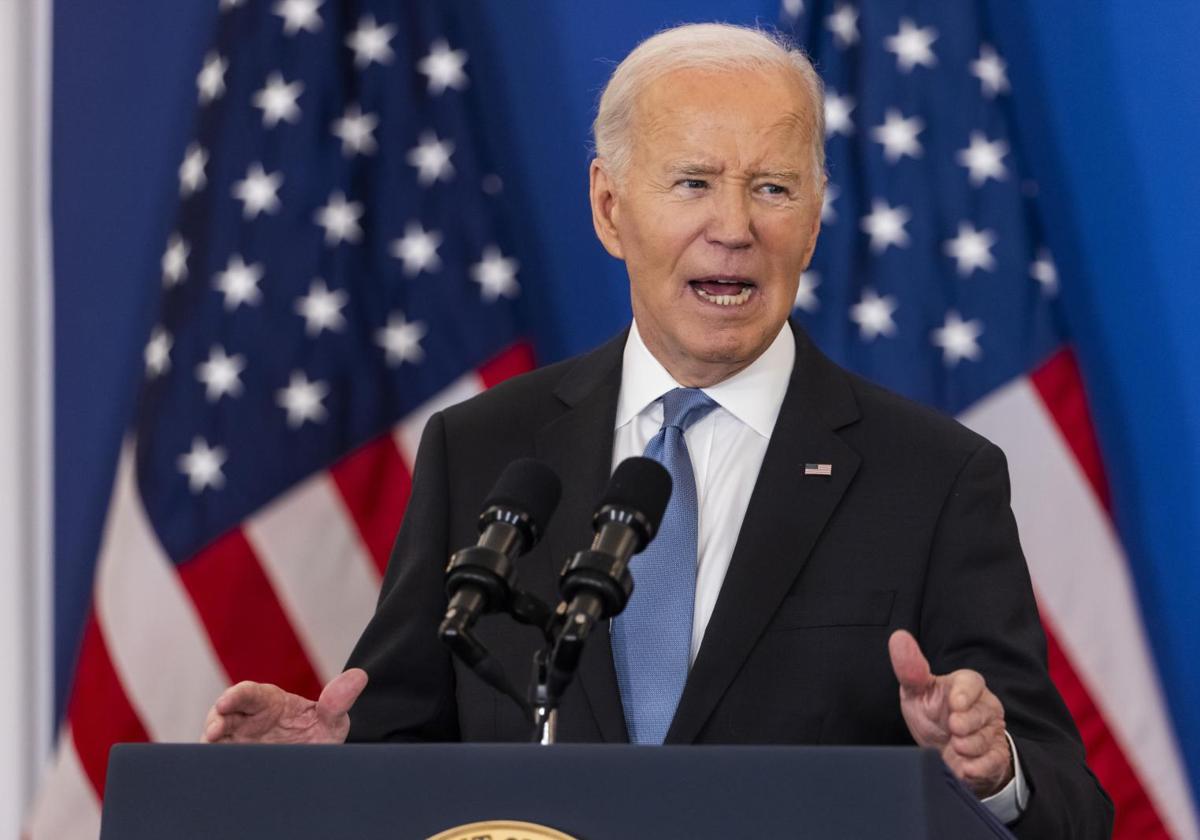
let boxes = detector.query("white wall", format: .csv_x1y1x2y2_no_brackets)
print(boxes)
0,0,54,833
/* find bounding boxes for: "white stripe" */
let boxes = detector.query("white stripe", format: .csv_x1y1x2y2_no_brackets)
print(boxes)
94,441,228,742
245,472,381,683
961,377,1200,840
394,373,483,467
24,729,101,840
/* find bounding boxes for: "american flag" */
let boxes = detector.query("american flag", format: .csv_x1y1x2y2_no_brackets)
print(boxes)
26,1,532,836
781,2,1197,837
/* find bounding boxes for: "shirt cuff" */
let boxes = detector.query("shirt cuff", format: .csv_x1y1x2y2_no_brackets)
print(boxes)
980,730,1030,824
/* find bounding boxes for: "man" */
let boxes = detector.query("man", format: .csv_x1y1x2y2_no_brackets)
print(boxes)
204,23,1112,837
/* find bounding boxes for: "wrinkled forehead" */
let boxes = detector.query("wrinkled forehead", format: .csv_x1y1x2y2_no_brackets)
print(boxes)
631,67,817,167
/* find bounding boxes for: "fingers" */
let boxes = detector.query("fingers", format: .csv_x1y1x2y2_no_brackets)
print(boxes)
214,680,275,716
317,668,369,718
888,630,934,695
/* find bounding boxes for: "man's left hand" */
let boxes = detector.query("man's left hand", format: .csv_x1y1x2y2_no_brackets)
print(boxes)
888,629,1014,798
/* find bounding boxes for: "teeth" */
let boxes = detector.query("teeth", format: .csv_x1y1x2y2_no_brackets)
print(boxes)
694,285,753,306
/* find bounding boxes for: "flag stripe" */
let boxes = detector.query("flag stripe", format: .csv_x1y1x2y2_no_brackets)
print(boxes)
244,474,382,684
24,729,101,840
1029,349,1112,511
94,441,227,742
478,341,536,389
178,530,324,698
394,373,485,468
64,615,148,796
960,369,1198,839
329,436,412,579
1045,619,1172,838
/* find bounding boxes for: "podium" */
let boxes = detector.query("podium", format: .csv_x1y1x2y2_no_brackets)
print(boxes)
101,743,1014,839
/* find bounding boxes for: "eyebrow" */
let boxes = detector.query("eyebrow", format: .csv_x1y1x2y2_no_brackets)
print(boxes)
665,162,804,182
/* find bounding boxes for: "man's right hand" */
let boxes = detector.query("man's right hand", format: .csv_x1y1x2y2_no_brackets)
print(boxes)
202,668,368,744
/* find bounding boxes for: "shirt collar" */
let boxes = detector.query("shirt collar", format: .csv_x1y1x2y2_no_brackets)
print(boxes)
615,319,795,439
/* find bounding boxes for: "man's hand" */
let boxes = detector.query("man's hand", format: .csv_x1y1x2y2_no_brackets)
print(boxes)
888,630,1013,798
202,668,368,744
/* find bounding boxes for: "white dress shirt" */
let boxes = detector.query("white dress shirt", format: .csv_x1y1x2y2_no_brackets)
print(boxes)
610,319,1028,821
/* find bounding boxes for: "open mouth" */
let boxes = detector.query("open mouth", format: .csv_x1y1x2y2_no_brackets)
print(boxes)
688,277,756,307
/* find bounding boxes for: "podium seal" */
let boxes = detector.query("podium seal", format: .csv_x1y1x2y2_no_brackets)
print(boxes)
427,820,577,840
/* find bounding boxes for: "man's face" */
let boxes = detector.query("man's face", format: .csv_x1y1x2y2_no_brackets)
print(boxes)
590,66,824,386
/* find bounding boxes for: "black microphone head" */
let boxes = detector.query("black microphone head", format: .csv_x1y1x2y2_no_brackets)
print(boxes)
597,457,672,544
480,458,562,547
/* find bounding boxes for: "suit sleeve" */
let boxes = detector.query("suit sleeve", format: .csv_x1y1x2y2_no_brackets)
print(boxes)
919,440,1113,839
344,411,460,742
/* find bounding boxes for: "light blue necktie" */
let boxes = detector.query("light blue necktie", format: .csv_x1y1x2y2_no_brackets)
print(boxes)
612,387,718,744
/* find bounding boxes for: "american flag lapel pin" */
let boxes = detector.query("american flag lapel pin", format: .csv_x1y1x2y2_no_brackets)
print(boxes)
804,463,833,477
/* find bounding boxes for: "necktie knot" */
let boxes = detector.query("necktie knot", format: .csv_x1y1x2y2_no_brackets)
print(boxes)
660,387,718,433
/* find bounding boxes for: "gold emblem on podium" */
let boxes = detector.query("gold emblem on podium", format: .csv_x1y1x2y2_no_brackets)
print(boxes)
427,819,578,840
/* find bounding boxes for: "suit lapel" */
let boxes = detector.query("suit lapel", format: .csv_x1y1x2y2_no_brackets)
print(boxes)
667,325,862,744
535,332,629,743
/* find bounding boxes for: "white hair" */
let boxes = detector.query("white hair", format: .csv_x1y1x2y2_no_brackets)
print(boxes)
593,22,826,186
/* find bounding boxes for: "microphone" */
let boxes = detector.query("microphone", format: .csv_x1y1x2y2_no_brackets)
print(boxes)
440,458,562,644
548,457,671,696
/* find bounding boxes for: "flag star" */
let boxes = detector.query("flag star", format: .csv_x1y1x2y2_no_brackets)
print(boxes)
407,131,455,186
826,4,859,48
417,39,469,95
161,233,189,287
177,437,227,493
794,271,820,312
276,371,329,428
931,311,984,366
390,222,443,276
252,72,304,127
214,254,264,309
971,44,1010,98
195,345,246,402
232,163,283,219
872,109,924,163
196,52,227,104
944,222,998,275
179,142,208,196
860,199,911,253
824,92,855,138
781,0,803,20
885,18,938,73
314,191,364,245
471,246,520,302
144,326,172,377
220,0,244,10
821,183,839,223
1031,248,1058,295
376,313,427,366
273,0,322,35
850,288,899,340
295,279,348,335
347,15,396,68
957,131,1009,186
331,104,378,156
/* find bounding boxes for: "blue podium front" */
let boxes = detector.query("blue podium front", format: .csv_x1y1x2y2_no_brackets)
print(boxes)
100,743,1013,839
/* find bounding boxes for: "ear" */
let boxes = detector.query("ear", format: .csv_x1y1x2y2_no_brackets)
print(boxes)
799,179,826,268
589,159,625,260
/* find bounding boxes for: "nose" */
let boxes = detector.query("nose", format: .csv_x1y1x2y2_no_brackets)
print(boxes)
705,186,753,250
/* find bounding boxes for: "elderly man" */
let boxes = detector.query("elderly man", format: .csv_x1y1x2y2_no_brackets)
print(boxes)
204,23,1112,837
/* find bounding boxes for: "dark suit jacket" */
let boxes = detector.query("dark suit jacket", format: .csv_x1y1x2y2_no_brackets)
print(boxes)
346,323,1113,838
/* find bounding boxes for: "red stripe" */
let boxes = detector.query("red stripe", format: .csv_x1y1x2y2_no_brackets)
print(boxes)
66,612,149,796
1030,348,1112,511
178,529,324,699
1030,348,1172,836
1044,620,1170,839
329,435,412,578
478,340,536,388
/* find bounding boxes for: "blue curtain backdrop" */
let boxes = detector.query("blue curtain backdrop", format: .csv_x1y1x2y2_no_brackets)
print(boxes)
52,0,1199,801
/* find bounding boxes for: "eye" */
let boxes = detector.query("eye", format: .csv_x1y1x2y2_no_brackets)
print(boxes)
677,178,708,190
757,183,789,196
